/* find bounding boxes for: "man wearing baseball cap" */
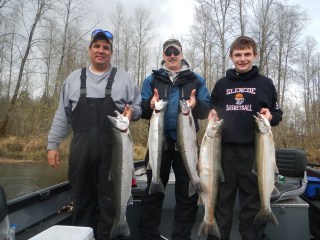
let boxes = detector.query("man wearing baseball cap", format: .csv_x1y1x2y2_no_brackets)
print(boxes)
163,39,182,52
47,29,142,239
139,39,211,239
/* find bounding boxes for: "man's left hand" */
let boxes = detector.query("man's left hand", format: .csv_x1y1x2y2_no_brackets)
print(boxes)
260,108,272,122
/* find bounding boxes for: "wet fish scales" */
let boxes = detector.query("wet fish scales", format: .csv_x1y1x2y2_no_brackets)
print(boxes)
253,112,279,226
108,111,134,237
198,118,224,239
177,99,201,196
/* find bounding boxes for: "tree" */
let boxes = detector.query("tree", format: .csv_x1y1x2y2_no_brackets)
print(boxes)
202,0,234,76
0,0,53,136
39,19,59,101
191,0,218,90
250,0,277,75
131,5,153,87
52,0,90,97
298,36,319,152
273,3,305,107
110,2,125,69
234,0,247,36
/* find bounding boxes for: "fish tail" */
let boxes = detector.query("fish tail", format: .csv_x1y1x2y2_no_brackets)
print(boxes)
110,220,130,238
198,220,220,239
149,181,165,194
254,210,279,225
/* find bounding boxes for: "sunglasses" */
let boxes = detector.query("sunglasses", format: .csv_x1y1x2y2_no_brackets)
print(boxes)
91,29,113,44
164,48,181,57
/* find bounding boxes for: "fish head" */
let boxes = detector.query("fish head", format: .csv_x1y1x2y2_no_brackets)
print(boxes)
254,112,271,134
179,99,191,116
154,100,168,112
107,110,129,132
206,118,223,138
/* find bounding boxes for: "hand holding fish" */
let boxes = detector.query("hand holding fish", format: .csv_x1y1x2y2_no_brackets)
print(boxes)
122,104,133,120
208,109,220,122
260,108,272,122
186,89,196,109
150,88,159,109
110,111,129,131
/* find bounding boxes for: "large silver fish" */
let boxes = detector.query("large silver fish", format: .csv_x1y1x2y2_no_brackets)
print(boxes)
107,111,134,238
198,118,224,239
177,99,201,196
147,100,168,194
253,112,279,225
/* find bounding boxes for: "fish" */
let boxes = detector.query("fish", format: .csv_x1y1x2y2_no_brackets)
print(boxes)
107,111,134,238
253,112,279,225
177,99,201,196
198,118,224,239
147,100,168,194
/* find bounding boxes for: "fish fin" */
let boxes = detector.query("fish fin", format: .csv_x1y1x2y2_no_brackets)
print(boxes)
146,162,151,170
127,194,133,205
271,186,281,201
272,186,281,196
128,132,134,143
108,171,112,181
189,183,196,196
189,182,201,197
198,219,220,239
110,220,130,238
197,194,204,206
251,161,257,175
188,115,192,126
149,180,165,195
219,168,225,183
254,210,279,225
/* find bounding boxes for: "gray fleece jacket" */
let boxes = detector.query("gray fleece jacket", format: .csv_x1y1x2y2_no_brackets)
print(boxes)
47,66,142,150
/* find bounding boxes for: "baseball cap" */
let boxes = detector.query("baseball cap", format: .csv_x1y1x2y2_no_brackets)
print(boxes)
163,39,182,52
90,29,113,47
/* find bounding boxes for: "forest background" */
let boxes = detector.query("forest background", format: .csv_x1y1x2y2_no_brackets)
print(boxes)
0,0,319,164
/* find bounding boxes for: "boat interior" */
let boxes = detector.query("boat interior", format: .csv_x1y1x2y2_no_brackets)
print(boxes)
0,148,319,240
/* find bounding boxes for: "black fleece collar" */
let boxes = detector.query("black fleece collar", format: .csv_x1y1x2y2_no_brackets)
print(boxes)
226,66,260,81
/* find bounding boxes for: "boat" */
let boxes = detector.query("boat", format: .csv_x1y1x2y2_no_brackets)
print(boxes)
1,149,320,240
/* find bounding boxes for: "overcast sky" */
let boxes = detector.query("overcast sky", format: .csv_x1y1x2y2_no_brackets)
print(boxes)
92,0,194,44
292,0,320,44
91,0,320,48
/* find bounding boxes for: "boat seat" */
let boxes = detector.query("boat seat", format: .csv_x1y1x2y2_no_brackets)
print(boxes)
271,148,308,203
0,185,10,239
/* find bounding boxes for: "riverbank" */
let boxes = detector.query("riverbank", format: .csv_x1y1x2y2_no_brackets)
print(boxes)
0,158,45,164
1,135,318,164
0,135,147,161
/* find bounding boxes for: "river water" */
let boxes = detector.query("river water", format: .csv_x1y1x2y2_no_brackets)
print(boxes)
0,162,68,201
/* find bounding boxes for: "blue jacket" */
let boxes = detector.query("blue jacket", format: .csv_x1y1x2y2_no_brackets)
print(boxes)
141,62,210,140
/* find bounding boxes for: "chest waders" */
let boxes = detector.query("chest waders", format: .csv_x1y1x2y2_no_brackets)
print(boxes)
68,67,121,240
